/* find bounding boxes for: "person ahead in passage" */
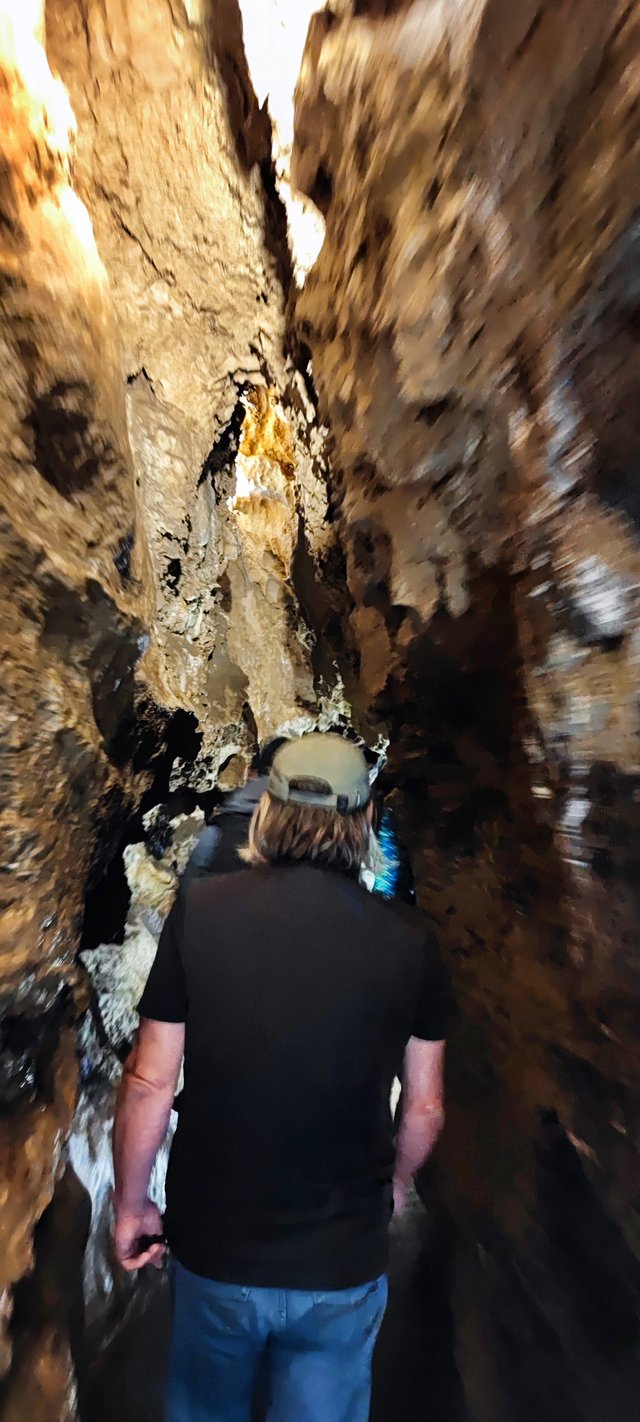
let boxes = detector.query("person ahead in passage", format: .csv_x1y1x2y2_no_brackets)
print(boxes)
180,737,287,891
113,733,447,1422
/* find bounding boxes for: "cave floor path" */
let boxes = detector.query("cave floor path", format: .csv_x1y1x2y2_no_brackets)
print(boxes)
85,1199,468,1422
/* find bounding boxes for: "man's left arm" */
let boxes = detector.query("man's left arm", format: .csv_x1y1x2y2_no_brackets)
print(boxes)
393,924,449,1212
393,1036,445,1213
113,1017,185,1270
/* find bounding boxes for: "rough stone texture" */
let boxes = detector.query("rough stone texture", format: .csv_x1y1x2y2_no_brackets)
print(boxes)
6,0,640,1417
46,0,288,432
46,0,344,767
294,3,640,1419
0,2,340,1414
0,7,155,1398
0,6,151,1002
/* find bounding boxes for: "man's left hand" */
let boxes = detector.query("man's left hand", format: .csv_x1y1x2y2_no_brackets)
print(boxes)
114,1198,166,1271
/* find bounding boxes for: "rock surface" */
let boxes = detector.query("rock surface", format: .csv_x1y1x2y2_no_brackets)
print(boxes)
46,0,344,767
0,5,152,1396
3,0,640,1418
294,3,640,1419
0,1,341,1414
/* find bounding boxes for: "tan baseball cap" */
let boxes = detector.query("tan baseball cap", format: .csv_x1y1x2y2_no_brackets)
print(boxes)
268,734,371,813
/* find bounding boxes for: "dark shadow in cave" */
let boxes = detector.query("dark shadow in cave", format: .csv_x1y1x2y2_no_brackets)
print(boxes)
371,1202,469,1422
81,846,131,953
0,988,75,1113
370,561,640,1420
78,701,223,1073
571,222,640,532
536,1111,640,1366
0,1165,92,1417
80,706,205,956
199,392,247,499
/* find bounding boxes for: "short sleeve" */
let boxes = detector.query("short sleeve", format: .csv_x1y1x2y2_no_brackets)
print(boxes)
137,895,188,1023
412,927,449,1041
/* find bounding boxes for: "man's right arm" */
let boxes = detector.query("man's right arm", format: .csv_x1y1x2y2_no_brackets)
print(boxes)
113,1018,184,1269
394,1037,445,1213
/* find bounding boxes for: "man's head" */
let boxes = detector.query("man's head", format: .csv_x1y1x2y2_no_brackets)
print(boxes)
243,734,373,878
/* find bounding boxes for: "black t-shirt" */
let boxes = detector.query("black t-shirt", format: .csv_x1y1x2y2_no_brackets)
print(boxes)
138,863,447,1290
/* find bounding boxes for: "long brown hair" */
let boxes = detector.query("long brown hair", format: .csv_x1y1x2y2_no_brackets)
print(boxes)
241,792,378,879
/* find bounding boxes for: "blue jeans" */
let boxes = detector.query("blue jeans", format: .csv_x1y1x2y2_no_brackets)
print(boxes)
167,1260,388,1422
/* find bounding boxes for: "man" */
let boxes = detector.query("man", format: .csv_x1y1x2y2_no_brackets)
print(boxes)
113,734,447,1422
180,737,287,890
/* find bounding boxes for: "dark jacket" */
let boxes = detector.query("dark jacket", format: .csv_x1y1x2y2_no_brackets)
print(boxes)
180,776,267,892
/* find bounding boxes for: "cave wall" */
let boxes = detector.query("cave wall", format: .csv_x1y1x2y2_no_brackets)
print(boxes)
45,0,344,766
294,3,640,1419
0,2,344,1414
0,11,153,1408
4,0,640,1417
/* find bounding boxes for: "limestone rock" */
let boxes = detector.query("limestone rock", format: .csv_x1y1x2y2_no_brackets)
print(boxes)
0,1,338,1412
0,10,149,1400
46,0,289,438
6,0,640,1415
45,0,344,767
294,3,640,1418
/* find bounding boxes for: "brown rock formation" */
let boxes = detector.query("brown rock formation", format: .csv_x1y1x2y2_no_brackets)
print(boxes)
294,3,640,1419
45,0,343,766
0,2,341,1412
0,12,151,1393
3,0,640,1417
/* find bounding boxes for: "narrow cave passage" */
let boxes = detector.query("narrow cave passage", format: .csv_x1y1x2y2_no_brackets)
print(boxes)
3,2,640,1421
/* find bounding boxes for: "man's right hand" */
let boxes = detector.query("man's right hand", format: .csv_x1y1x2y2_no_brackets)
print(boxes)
114,1197,166,1271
